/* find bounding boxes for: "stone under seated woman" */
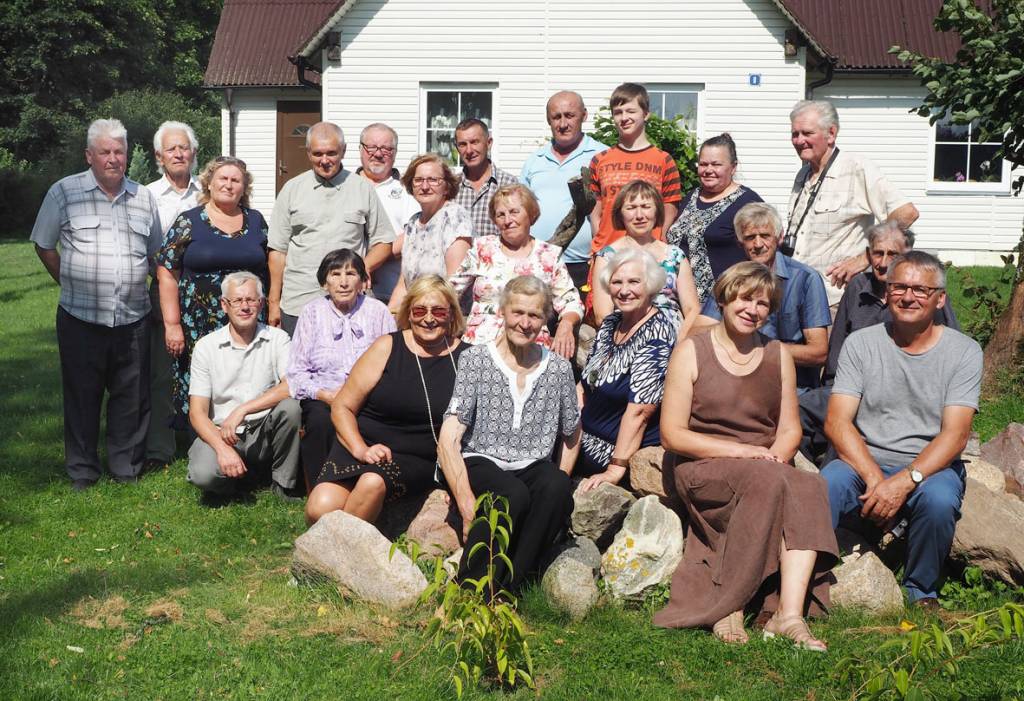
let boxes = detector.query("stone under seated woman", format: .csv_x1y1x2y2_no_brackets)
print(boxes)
652,261,838,651
438,275,581,594
304,275,466,525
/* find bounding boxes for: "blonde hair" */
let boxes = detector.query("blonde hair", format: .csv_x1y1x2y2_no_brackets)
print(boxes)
713,261,782,314
396,275,466,339
197,157,253,209
488,184,541,226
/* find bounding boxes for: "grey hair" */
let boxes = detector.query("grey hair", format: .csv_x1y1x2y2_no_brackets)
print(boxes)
598,247,666,299
790,99,840,133
499,275,554,319
359,122,398,146
152,121,199,173
867,220,915,249
733,202,783,238
221,271,265,299
306,121,345,149
86,119,128,149
890,250,946,288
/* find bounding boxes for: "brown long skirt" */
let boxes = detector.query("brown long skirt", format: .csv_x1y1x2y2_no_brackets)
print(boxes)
652,456,839,629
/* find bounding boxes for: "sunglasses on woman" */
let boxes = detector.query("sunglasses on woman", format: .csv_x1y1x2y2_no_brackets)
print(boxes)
410,305,450,321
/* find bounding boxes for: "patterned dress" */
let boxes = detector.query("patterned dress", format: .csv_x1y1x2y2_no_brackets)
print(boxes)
596,243,688,328
579,309,675,474
400,201,473,286
449,235,584,347
155,206,268,427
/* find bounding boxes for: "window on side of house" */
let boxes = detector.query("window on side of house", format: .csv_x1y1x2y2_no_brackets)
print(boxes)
422,86,495,163
930,113,1010,193
644,85,702,133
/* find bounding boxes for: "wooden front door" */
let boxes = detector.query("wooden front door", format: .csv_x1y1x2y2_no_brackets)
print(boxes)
275,101,321,193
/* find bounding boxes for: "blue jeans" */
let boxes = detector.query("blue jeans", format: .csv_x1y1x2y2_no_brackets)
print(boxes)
821,458,965,601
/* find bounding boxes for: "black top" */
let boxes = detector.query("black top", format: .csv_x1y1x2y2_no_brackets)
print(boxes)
679,187,763,278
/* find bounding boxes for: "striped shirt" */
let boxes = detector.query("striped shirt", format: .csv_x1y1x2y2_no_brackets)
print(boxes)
31,169,162,327
454,162,518,238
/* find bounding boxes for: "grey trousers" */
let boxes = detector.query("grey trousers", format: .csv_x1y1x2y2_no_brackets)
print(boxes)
187,398,301,494
144,314,177,463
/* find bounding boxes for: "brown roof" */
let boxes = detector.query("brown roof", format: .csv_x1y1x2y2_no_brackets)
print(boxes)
776,0,982,70
204,0,342,87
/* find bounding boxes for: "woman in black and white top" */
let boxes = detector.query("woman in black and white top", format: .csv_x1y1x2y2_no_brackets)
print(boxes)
438,275,581,594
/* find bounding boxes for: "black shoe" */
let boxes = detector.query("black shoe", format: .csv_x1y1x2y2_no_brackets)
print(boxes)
199,490,251,508
271,482,304,503
71,478,97,492
111,474,139,485
142,458,168,475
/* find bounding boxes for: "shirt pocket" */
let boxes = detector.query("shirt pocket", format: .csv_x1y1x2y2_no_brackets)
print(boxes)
69,215,101,243
340,211,367,240
127,217,153,258
809,192,844,238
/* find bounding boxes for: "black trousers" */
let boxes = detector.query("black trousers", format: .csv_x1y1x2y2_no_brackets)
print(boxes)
280,312,299,337
458,457,573,593
56,307,150,481
300,398,334,490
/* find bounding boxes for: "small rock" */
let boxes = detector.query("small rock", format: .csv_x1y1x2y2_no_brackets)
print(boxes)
951,477,1024,585
601,496,684,600
831,550,904,613
443,548,463,580
964,431,981,460
571,482,636,549
542,537,601,620
793,451,819,474
292,511,427,609
835,526,874,560
628,447,683,510
965,458,1007,494
576,324,597,370
980,423,1024,487
407,489,461,556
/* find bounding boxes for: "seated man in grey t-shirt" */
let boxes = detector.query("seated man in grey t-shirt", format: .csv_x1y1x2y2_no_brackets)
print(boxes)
821,251,982,608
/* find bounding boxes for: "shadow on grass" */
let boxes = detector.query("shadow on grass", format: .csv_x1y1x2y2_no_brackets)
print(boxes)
0,281,58,305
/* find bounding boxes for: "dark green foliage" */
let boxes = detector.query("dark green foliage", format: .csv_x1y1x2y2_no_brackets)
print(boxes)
940,566,1024,611
951,255,1016,346
588,109,700,195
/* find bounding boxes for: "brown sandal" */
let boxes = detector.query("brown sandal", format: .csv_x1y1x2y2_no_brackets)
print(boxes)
763,613,827,652
712,610,749,644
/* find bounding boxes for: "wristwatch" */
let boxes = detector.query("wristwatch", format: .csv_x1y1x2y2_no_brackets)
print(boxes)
907,467,924,486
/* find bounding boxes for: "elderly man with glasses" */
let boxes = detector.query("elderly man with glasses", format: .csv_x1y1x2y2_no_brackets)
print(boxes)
268,121,395,335
821,250,982,610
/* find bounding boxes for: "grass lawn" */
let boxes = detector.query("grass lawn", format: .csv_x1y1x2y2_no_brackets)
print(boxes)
2,238,1023,700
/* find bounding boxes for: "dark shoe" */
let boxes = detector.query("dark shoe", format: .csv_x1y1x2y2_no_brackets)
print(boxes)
271,482,303,503
914,597,941,613
199,490,251,508
111,474,139,485
71,478,97,492
142,458,168,475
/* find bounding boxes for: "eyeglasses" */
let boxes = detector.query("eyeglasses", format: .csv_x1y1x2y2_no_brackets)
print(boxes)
410,305,450,320
223,296,262,308
412,176,444,187
887,282,944,299
360,143,396,156
214,155,247,169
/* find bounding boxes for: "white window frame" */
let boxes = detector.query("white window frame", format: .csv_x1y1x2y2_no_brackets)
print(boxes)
925,114,1012,195
643,83,704,137
419,83,499,164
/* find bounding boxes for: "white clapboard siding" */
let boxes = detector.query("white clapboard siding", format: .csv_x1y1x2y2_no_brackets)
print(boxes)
817,76,1023,261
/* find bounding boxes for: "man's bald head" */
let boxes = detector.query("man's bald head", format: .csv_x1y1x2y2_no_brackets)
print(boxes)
546,91,587,153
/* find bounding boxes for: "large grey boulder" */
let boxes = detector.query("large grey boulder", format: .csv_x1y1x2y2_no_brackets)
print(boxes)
571,482,636,549
951,477,1024,585
541,537,601,620
980,422,1024,487
601,496,684,600
831,550,904,613
292,510,427,609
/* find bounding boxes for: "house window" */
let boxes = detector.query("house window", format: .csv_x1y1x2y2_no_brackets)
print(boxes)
644,85,702,132
930,113,1010,193
423,86,495,162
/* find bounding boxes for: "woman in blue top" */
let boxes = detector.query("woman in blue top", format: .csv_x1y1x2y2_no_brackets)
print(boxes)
590,180,700,335
578,248,676,491
156,156,268,427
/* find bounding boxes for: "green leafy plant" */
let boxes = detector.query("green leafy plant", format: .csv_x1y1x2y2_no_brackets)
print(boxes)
835,602,1024,700
955,255,1016,347
589,108,700,194
939,565,1024,611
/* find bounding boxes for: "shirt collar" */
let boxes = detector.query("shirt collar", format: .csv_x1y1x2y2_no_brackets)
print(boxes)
216,322,272,349
771,253,794,280
313,168,348,189
327,294,366,339
84,168,134,198
460,161,497,187
355,166,402,187
543,134,600,163
153,173,200,196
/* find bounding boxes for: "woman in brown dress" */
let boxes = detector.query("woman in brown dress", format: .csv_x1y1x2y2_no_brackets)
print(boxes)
652,261,838,650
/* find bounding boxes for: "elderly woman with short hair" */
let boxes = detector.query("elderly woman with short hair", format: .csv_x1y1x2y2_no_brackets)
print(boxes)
438,275,581,593
287,249,397,488
305,275,467,525
450,184,583,358
578,248,676,491
388,153,473,311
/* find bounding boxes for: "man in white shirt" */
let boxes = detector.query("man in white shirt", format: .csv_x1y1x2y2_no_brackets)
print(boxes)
187,271,300,500
356,122,420,303
144,121,201,470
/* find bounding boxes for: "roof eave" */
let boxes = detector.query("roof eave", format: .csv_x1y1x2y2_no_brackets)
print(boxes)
296,0,353,58
768,0,836,64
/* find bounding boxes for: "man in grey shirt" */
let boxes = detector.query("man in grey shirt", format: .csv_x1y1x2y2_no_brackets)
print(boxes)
268,121,395,335
822,251,982,608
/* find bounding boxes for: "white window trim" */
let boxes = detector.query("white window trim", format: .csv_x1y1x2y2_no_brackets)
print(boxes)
925,116,1012,196
418,82,500,163
643,83,705,139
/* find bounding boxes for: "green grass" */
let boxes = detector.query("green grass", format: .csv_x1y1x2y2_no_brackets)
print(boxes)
2,239,1022,700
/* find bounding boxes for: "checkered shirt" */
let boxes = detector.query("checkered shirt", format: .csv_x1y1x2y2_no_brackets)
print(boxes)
454,162,518,238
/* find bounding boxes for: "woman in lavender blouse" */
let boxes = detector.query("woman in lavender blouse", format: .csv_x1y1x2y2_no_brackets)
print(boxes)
287,249,396,488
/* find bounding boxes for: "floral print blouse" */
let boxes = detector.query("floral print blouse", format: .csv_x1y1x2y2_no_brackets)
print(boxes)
400,200,473,286
449,235,584,347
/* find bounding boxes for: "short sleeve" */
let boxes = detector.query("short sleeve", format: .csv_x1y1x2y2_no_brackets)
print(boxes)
943,338,983,410
267,182,293,252
365,186,397,247
556,361,581,436
628,336,672,405
445,350,480,426
155,213,193,270
444,204,474,248
550,258,584,319
860,157,910,223
660,152,682,204
832,330,867,399
273,331,291,382
588,153,603,195
188,338,213,399
448,238,480,295
29,185,64,250
799,269,832,330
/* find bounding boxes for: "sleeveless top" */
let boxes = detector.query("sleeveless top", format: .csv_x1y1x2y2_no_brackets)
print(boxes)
687,330,781,449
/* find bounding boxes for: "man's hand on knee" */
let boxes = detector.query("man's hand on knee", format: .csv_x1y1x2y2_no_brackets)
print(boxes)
217,448,247,478
859,470,914,527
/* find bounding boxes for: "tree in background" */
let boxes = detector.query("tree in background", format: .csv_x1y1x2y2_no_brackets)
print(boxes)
895,0,1024,387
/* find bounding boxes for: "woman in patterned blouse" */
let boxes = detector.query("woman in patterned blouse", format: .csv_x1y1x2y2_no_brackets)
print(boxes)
577,248,676,491
286,249,396,489
438,275,581,594
449,184,583,358
388,153,473,312
591,180,700,335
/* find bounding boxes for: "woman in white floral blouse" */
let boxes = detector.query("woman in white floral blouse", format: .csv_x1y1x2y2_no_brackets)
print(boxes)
388,153,473,312
449,184,583,358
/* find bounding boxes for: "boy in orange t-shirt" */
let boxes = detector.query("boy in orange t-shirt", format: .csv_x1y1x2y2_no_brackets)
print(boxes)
588,83,682,254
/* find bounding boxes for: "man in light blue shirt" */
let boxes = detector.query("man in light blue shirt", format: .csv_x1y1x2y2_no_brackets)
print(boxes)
520,91,608,292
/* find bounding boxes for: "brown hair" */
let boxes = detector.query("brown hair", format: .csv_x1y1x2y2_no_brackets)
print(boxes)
609,82,650,113
488,183,541,226
197,157,253,209
400,153,459,201
611,180,665,230
713,261,782,314
396,274,466,339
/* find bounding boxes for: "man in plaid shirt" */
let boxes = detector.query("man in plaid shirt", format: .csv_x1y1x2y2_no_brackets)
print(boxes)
31,118,163,491
453,118,517,238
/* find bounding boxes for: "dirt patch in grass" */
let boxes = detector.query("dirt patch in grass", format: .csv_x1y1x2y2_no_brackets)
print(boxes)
70,594,129,629
144,599,184,623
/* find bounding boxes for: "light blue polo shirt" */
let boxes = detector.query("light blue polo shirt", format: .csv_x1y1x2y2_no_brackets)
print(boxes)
520,134,608,264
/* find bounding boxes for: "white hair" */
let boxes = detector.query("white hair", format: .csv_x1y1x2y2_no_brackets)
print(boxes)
306,121,345,149
359,122,398,146
221,271,264,299
86,119,128,149
790,100,840,133
153,121,199,173
598,247,666,298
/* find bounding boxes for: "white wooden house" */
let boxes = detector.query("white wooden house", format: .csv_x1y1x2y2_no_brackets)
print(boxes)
204,0,1022,263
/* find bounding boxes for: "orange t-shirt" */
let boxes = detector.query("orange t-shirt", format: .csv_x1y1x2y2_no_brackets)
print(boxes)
588,145,682,253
